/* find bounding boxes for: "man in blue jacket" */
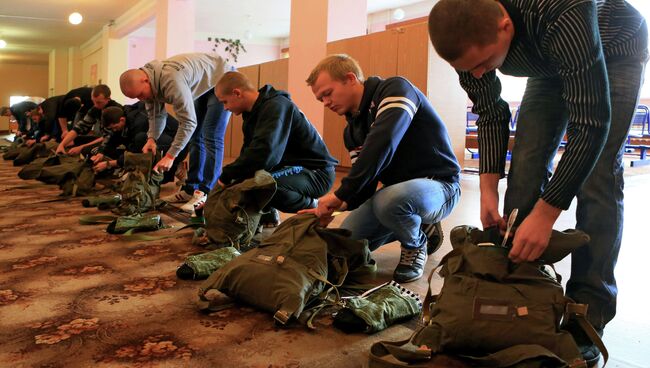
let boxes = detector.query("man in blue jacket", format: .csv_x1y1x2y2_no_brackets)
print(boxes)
215,71,338,223
304,54,461,283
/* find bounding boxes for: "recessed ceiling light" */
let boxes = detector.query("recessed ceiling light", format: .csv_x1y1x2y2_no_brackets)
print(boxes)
0,40,6,48
69,12,83,25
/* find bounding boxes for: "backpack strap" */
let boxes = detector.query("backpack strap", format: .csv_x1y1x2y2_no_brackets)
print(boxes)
421,247,463,324
565,303,609,366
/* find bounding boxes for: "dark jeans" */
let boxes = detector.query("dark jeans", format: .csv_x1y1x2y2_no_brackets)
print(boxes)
503,54,648,330
182,88,231,194
269,166,336,213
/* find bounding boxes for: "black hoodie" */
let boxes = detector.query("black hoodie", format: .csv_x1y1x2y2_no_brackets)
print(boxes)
220,85,338,184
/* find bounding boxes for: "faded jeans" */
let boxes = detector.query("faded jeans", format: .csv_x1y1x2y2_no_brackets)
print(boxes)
504,54,648,330
341,179,460,251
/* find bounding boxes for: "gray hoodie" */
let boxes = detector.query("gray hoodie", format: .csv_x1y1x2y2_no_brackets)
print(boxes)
141,53,229,157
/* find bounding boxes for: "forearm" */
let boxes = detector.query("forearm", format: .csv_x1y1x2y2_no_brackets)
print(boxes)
58,117,68,133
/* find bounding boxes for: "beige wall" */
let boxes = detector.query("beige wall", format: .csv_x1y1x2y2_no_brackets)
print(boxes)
0,63,49,107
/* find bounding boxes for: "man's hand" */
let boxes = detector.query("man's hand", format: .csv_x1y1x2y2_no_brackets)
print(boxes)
142,138,157,153
67,146,83,156
55,143,67,155
480,173,506,230
61,130,69,139
93,161,109,173
90,153,104,164
153,155,174,173
509,199,561,263
25,139,36,147
15,131,23,137
39,135,50,143
298,193,346,227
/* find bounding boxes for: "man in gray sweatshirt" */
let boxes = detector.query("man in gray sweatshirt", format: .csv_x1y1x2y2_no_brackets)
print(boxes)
120,53,232,213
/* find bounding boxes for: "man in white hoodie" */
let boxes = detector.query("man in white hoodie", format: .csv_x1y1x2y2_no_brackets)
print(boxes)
120,53,232,212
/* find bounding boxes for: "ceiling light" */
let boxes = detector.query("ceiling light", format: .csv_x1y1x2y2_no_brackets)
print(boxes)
68,12,83,25
0,40,6,48
392,8,405,21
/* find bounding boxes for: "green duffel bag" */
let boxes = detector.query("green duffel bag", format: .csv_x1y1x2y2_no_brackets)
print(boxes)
177,247,241,280
2,137,25,160
203,170,277,249
13,141,57,166
18,154,68,180
112,152,163,216
369,226,607,368
82,194,122,209
106,213,164,234
197,214,377,328
36,156,95,196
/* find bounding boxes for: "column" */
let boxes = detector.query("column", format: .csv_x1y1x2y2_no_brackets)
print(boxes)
155,0,195,59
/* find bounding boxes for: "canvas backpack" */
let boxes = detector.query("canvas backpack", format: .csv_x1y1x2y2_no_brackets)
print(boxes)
2,137,25,160
369,225,607,368
34,155,95,196
197,213,377,328
202,170,277,249
12,141,57,166
111,151,163,216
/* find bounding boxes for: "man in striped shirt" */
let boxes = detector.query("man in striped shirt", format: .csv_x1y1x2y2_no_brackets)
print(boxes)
304,54,461,283
429,0,647,364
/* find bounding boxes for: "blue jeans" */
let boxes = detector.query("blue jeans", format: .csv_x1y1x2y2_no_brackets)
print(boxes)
182,88,231,194
504,54,647,329
341,179,460,251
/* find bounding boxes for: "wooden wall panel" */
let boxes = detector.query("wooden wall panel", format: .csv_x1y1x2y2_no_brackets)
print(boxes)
259,58,289,91
227,65,260,158
397,22,429,93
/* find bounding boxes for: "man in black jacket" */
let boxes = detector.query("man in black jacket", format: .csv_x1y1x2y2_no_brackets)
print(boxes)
91,104,181,184
56,84,121,156
215,71,338,221
304,54,461,283
1,100,38,136
57,86,93,138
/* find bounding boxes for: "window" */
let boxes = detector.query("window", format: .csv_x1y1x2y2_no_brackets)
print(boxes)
9,96,30,106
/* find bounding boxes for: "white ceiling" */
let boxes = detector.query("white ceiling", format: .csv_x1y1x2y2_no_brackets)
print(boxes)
0,0,429,65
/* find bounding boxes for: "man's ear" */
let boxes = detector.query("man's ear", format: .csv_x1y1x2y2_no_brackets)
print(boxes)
233,88,243,97
344,72,359,85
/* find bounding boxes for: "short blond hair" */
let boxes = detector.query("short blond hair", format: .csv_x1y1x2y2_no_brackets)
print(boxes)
306,54,364,86
216,71,257,94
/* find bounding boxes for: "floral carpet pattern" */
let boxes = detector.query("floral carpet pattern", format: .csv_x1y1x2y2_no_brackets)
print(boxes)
0,159,468,368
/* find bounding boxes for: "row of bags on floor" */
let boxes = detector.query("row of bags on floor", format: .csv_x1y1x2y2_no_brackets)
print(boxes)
179,206,607,367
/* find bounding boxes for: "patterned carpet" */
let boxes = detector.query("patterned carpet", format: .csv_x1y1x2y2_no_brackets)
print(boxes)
0,158,468,368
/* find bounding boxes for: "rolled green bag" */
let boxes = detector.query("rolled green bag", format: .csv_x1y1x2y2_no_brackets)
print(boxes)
82,194,122,208
333,281,422,334
176,247,241,280
106,214,163,234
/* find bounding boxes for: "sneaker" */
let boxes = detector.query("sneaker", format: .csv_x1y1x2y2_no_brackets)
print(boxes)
565,320,602,367
260,208,281,228
161,190,193,204
179,190,207,213
393,245,428,283
422,222,443,255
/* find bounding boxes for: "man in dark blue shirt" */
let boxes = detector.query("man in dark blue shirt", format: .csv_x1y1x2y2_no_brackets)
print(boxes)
304,54,461,283
429,0,647,364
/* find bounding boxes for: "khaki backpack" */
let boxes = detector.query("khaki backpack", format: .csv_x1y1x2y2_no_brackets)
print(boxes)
369,225,607,368
197,214,377,328
35,155,95,196
202,170,277,249
111,152,163,216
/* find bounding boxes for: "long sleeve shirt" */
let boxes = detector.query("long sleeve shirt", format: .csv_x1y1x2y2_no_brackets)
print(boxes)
461,0,647,209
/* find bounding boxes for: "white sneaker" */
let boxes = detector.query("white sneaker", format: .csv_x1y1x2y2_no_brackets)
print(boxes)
180,190,207,213
161,190,193,203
